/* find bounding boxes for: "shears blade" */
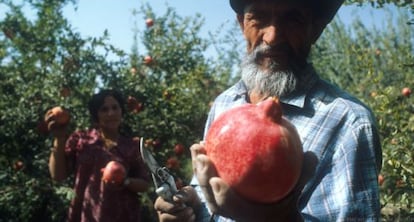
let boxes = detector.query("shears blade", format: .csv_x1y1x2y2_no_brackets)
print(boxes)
139,137,178,200
139,137,161,174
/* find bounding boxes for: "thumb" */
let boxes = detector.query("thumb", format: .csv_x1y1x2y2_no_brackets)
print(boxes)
172,186,201,209
209,177,241,218
209,177,231,208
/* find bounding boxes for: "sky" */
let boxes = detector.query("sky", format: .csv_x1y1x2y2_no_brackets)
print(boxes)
62,0,235,54
0,0,402,57
60,0,400,54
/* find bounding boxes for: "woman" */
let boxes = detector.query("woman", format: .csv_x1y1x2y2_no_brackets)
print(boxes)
46,89,150,222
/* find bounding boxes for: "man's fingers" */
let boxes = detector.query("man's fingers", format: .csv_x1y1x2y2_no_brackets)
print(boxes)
155,193,197,222
209,176,239,217
154,196,185,213
194,154,220,212
157,207,196,222
173,186,201,208
190,143,206,168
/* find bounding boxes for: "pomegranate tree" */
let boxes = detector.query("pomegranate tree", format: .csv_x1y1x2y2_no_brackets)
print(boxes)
205,97,303,203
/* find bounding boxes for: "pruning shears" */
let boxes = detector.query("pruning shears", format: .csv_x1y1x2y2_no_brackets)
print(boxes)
140,137,178,201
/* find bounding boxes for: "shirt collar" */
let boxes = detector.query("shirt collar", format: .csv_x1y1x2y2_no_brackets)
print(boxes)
281,65,319,109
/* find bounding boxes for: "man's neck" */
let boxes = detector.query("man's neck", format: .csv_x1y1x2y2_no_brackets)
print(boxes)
248,90,269,104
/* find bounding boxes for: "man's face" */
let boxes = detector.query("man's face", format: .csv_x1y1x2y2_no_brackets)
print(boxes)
239,1,315,68
238,1,316,97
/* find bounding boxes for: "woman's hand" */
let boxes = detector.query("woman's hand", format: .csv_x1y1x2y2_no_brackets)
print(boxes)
44,107,70,139
154,186,201,222
191,142,318,222
45,107,70,182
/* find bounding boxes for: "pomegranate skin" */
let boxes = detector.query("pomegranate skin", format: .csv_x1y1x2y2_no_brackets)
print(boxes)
102,161,127,185
51,106,70,125
205,98,303,203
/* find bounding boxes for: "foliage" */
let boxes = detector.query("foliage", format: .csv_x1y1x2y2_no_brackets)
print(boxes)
313,7,414,220
0,1,233,221
0,0,111,220
346,0,413,8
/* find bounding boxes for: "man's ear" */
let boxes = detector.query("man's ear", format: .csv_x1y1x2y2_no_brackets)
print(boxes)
237,14,244,32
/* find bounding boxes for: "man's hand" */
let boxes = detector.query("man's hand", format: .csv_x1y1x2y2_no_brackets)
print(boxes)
154,186,201,222
191,142,318,222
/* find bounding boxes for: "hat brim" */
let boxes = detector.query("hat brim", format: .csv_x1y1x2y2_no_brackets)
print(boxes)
229,0,344,23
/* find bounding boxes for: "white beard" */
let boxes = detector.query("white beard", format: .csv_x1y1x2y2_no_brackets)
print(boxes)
241,45,300,98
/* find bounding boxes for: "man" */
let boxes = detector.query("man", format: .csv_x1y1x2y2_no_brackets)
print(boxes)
155,0,382,221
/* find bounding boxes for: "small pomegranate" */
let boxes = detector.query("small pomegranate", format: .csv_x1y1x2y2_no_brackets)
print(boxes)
130,67,137,75
50,106,70,125
143,55,153,65
166,157,180,170
174,143,185,155
145,18,154,28
205,97,303,203
402,87,411,97
13,160,24,171
102,161,127,185
378,174,385,186
127,96,138,111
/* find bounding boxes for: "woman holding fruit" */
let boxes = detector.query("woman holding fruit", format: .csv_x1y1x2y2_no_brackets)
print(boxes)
45,89,150,222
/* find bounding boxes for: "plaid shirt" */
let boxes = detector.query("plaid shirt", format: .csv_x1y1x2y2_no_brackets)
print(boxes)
191,66,382,221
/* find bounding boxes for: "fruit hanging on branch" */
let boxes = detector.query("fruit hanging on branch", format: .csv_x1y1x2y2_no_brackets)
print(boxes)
174,143,185,155
145,18,154,28
402,87,411,97
205,97,303,203
143,55,153,65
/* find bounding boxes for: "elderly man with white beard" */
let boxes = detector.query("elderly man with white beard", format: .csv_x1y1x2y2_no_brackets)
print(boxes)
154,0,382,221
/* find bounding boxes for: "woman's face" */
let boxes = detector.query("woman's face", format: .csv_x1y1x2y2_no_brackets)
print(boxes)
97,96,123,132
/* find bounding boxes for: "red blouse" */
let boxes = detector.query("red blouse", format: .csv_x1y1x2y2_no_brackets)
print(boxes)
64,128,150,222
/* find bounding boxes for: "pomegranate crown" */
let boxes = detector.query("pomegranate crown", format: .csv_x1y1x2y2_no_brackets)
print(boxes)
258,97,282,122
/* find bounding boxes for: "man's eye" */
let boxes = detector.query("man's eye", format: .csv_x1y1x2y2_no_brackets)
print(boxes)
284,11,307,25
246,14,267,26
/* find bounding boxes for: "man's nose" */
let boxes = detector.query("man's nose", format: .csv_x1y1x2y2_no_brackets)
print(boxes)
262,24,279,46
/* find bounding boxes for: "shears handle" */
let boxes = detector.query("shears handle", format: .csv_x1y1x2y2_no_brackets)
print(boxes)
155,170,178,201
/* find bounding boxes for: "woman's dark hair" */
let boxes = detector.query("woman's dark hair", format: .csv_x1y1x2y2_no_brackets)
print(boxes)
88,89,126,124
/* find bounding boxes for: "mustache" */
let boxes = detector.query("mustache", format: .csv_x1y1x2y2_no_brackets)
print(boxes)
249,44,293,63
241,44,300,97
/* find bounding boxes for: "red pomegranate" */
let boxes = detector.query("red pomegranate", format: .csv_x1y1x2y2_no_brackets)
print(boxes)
102,161,126,185
50,106,70,125
205,97,303,203
402,87,411,97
